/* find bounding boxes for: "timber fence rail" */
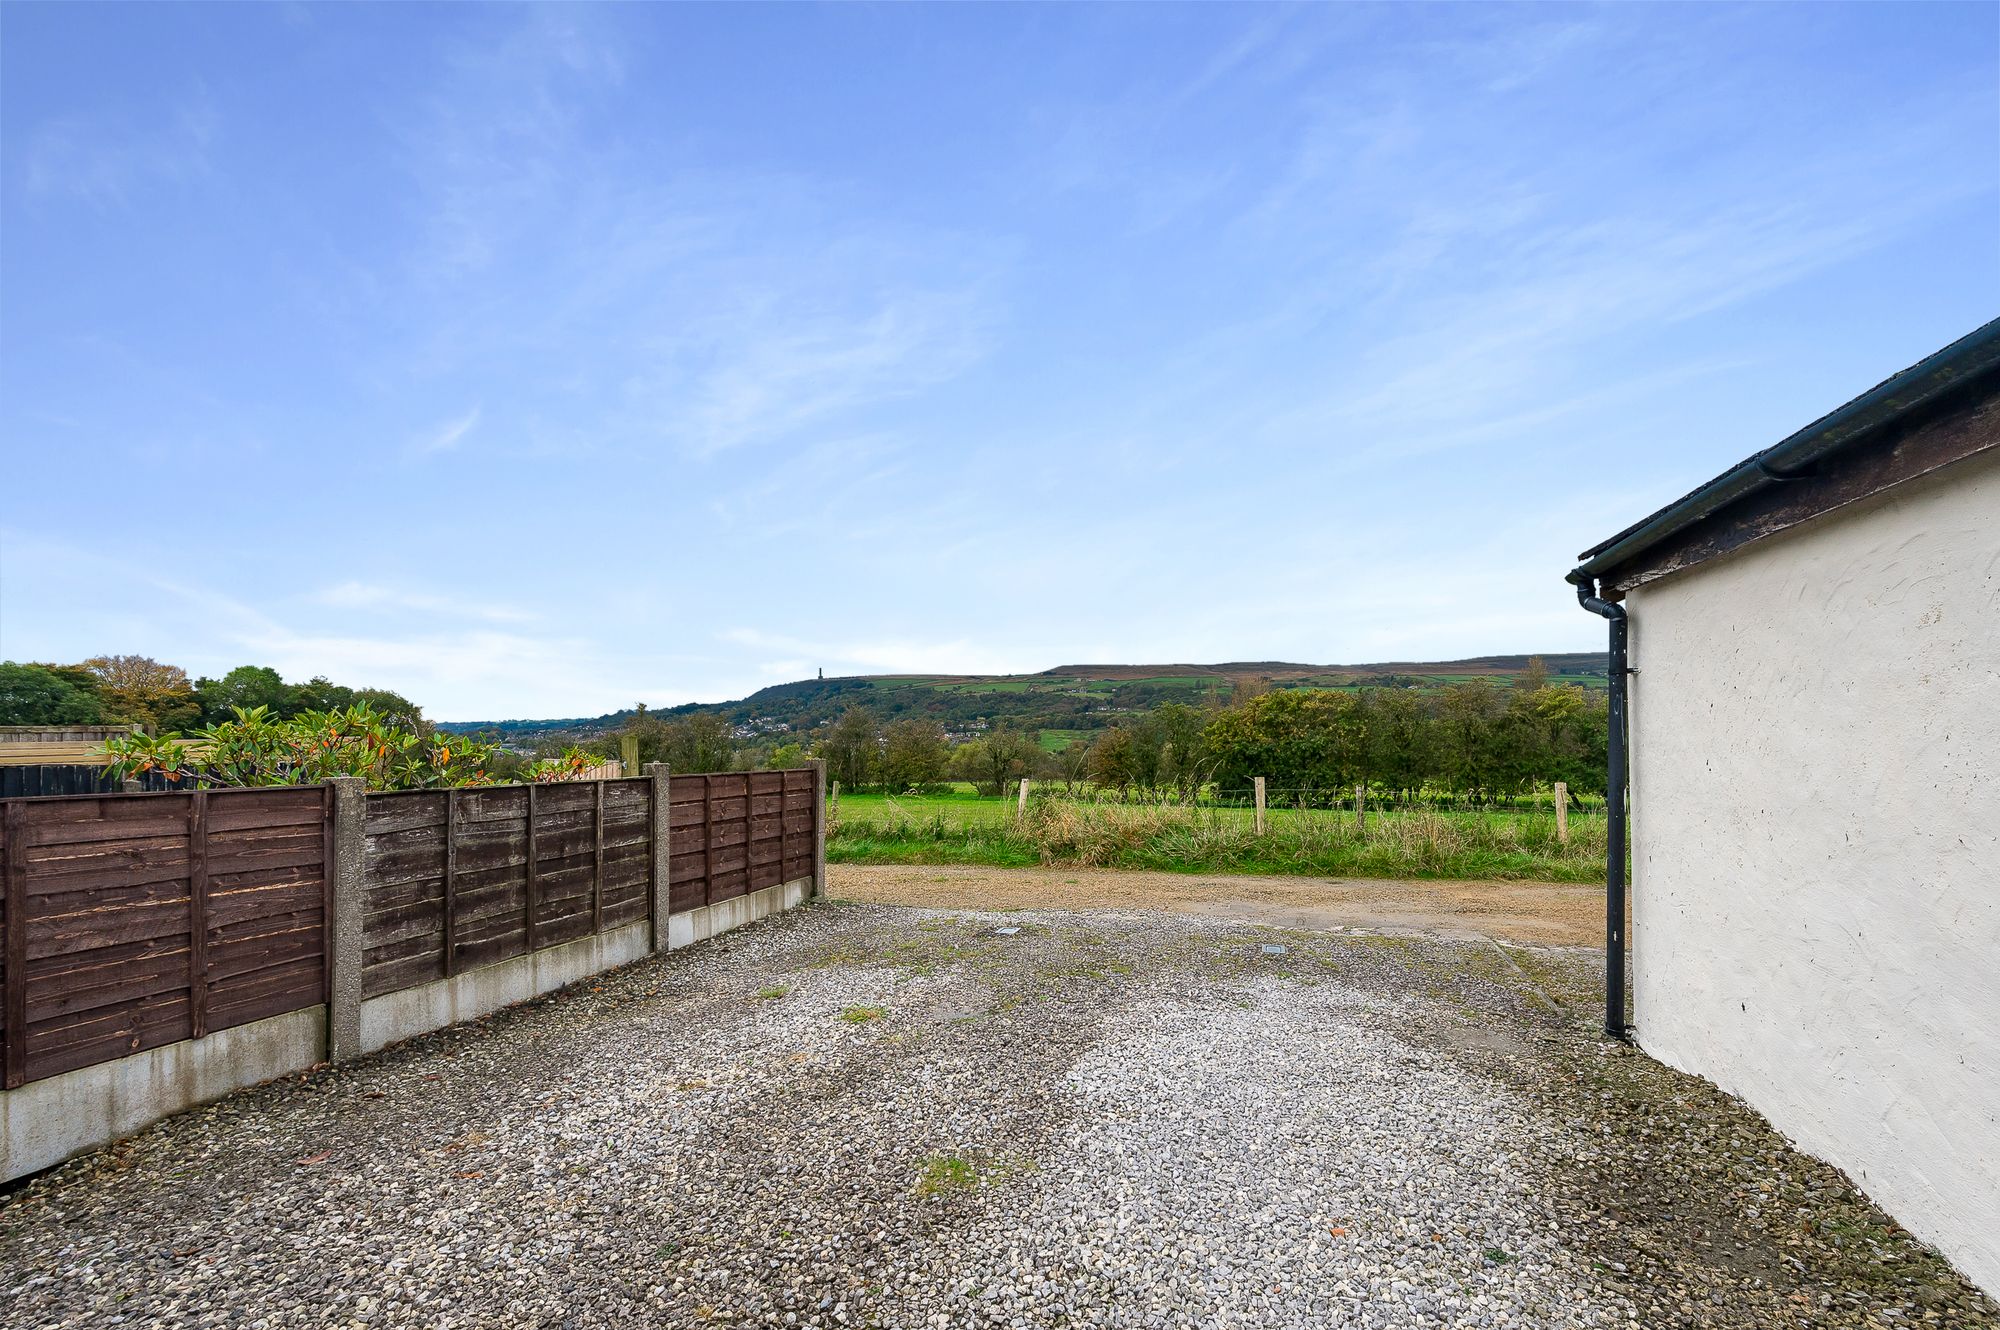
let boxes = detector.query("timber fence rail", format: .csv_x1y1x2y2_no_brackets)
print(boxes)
0,762,826,1181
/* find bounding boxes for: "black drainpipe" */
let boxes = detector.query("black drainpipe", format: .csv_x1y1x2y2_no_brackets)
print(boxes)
1568,570,1629,1040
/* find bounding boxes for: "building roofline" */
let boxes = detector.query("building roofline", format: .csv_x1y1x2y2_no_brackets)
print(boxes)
1572,318,2000,583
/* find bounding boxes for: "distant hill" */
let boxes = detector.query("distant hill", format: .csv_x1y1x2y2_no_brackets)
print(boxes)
439,653,1606,752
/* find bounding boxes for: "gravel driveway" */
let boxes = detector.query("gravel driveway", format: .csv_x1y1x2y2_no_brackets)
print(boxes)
2,897,1992,1329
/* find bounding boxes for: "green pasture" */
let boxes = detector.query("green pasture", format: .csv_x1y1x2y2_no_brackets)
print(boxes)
826,791,1612,883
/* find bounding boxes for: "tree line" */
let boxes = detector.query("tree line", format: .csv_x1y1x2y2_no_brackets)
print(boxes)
782,659,1610,807
6,652,1607,807
0,657,426,733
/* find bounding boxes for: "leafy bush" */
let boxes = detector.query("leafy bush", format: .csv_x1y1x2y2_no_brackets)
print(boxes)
97,704,506,791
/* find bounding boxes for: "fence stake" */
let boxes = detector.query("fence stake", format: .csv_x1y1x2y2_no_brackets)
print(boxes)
321,784,335,1004
1554,781,1569,844
1354,783,1365,833
703,775,715,908
1017,778,1031,817
3,802,28,1088
830,780,839,815
592,779,606,934
643,763,672,951
443,789,459,978
524,783,539,954
326,777,367,1064
1253,777,1267,836
187,791,209,1040
620,734,640,780
810,759,827,901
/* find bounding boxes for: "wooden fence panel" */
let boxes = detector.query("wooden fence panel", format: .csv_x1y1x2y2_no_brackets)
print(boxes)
668,768,815,909
0,787,327,1089
357,777,661,1000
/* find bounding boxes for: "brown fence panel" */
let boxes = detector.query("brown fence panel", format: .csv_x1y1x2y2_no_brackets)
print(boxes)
667,774,710,913
781,768,815,884
0,787,327,1089
668,768,814,909
599,779,653,929
359,791,449,1000
358,777,658,1000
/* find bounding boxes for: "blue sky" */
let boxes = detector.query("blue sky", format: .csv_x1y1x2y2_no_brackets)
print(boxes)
3,3,1995,720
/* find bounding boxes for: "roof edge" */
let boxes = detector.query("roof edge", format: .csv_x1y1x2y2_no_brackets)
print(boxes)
1572,318,2000,581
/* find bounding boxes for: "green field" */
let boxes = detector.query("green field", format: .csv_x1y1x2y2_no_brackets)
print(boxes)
827,790,1611,883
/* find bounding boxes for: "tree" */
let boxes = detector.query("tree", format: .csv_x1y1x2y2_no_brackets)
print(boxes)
1365,687,1433,803
818,707,879,791
290,675,358,714
1151,702,1213,800
81,655,199,732
0,662,104,725
958,727,1037,797
1053,736,1092,793
879,718,948,791
663,712,736,773
1202,688,1367,804
352,687,425,733
1085,727,1139,797
766,741,806,770
1511,655,1551,693
200,666,293,722
81,655,186,693
1435,681,1505,802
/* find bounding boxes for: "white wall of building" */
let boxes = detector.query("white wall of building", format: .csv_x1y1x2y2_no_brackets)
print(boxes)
1625,447,2000,1293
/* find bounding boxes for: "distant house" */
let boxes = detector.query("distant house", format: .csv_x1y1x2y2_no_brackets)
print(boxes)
1567,320,1999,1293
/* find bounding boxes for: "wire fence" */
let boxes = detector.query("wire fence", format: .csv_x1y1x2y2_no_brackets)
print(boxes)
1022,785,1610,816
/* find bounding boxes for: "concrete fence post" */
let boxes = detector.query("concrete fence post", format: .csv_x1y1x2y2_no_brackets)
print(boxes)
1354,782,1365,832
1017,778,1031,817
325,777,367,1064
1253,777,1267,837
644,763,672,949
1554,781,1570,843
809,759,828,901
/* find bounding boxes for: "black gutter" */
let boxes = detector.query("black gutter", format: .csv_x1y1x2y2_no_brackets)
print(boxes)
1567,571,1628,1040
1572,317,2000,583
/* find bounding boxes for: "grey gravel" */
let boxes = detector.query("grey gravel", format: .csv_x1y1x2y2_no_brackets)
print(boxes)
1,900,1991,1329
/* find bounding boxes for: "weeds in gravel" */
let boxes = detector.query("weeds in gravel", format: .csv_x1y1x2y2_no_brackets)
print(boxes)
752,986,790,1001
839,1005,888,1024
829,799,1610,882
912,1154,977,1196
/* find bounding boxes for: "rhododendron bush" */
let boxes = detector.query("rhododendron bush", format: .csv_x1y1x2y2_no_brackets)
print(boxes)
97,704,594,791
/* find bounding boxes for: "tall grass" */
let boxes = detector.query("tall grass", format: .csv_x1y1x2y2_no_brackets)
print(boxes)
827,796,1609,883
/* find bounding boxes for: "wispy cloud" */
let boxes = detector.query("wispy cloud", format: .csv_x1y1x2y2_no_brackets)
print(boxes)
379,12,1008,466
410,406,482,457
316,580,533,624
642,287,993,458
21,97,216,206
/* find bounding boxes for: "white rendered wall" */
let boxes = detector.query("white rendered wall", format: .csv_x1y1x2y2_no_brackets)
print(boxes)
1625,448,2000,1294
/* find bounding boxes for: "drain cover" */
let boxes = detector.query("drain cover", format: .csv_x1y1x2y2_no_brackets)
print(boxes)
1260,943,1288,956
994,926,1022,937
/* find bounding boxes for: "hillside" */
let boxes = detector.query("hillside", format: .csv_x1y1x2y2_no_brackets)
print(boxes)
440,653,1606,752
